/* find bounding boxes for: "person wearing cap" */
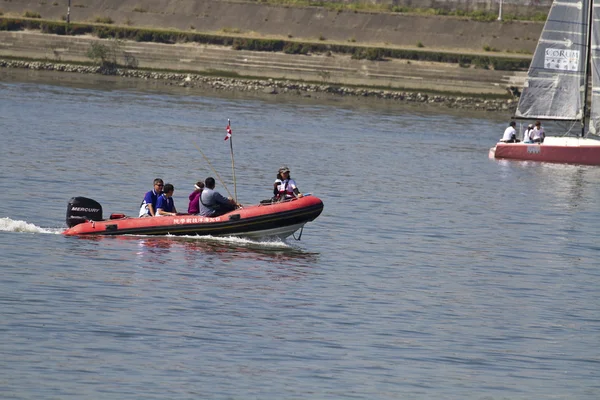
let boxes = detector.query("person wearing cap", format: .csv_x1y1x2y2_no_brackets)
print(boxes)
139,178,164,217
155,183,178,216
523,123,534,143
198,177,240,217
187,181,204,214
273,166,303,201
500,121,519,143
531,120,545,143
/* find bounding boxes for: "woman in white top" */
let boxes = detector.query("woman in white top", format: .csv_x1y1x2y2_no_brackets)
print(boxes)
273,166,303,201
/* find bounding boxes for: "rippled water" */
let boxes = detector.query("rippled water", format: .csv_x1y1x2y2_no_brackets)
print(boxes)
1,69,599,399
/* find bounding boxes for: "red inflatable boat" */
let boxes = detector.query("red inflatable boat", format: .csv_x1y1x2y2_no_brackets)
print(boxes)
62,195,324,240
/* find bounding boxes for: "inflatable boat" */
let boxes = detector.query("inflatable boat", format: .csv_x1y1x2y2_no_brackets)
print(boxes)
62,195,324,240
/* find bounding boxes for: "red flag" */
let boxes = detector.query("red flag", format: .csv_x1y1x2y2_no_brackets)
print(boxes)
225,124,232,141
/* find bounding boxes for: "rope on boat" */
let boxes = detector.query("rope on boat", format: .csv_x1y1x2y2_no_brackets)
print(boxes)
293,226,304,241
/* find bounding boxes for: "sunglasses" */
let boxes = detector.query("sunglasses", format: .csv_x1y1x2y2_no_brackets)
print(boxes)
156,184,164,187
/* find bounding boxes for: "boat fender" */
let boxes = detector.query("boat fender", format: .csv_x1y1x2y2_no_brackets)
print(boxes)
66,197,103,228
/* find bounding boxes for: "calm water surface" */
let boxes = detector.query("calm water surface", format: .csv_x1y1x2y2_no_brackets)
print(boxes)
1,70,599,399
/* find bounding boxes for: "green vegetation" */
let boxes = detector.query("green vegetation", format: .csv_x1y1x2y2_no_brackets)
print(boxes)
94,16,114,24
86,39,141,71
0,17,531,71
417,41,424,48
221,27,242,34
24,11,42,19
86,41,118,72
203,69,241,78
352,48,384,61
87,42,111,64
317,70,331,82
283,42,310,55
483,45,499,52
132,7,148,13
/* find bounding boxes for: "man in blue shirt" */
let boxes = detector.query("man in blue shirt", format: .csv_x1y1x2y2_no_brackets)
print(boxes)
155,183,177,217
139,178,163,217
198,177,239,217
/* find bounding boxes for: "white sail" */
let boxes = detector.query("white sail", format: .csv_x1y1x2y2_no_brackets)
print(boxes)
589,2,600,134
515,0,590,121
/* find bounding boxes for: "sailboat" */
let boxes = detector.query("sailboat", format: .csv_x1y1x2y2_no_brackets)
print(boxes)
490,0,600,165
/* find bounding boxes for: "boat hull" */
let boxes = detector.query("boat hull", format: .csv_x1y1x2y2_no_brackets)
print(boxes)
62,195,324,239
490,137,600,166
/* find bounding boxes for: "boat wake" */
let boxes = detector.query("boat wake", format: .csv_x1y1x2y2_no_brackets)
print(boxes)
0,217,62,234
166,233,292,248
0,217,299,248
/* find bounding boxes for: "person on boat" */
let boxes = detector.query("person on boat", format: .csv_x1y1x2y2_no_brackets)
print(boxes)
523,124,534,143
272,171,284,200
155,183,178,217
187,181,204,214
273,166,303,201
139,178,164,217
198,177,239,217
531,120,545,143
500,121,520,143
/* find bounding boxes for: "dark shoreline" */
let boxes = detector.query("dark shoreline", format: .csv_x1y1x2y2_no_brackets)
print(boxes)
0,59,517,113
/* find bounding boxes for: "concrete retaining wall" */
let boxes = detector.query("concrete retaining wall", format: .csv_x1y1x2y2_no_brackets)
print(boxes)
1,0,543,53
0,31,524,95
244,0,551,16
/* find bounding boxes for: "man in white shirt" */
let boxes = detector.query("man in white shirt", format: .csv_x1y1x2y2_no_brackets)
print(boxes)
500,121,519,143
531,120,545,143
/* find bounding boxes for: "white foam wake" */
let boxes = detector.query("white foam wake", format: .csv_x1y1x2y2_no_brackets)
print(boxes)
0,217,61,234
169,233,290,248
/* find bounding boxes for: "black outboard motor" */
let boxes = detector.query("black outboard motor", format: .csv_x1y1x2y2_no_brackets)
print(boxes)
66,197,103,228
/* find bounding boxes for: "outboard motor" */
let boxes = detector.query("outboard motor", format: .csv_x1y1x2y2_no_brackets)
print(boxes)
66,197,103,228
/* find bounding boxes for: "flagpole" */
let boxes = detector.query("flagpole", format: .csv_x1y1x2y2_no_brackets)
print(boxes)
191,140,233,198
228,119,238,203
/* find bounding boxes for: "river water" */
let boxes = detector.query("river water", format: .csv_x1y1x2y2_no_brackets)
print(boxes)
1,69,599,399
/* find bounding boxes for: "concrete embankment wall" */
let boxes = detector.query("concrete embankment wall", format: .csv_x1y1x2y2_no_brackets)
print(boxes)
0,31,523,95
293,0,551,16
0,0,537,95
1,0,543,53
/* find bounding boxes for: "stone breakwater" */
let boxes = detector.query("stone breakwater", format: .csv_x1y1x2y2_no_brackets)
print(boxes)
0,59,517,112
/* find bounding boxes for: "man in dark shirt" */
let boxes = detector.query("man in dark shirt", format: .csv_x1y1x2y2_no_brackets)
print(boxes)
198,177,239,217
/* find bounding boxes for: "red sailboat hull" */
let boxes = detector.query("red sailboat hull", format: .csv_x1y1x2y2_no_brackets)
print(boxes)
490,138,600,166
